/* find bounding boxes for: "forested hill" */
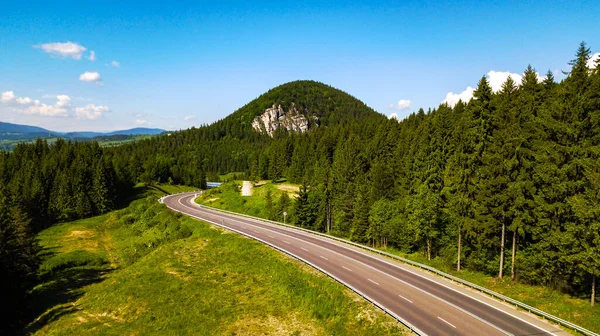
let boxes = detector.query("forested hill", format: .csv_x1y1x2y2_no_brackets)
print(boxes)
224,80,385,128
109,80,386,179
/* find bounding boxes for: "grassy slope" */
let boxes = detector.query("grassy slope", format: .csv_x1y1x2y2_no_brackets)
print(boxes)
198,181,600,333
200,180,298,219
28,184,406,335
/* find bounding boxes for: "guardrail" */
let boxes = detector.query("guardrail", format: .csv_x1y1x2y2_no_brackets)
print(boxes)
181,194,597,336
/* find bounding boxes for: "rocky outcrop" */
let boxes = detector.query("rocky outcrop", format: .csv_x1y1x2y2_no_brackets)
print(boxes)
252,103,318,136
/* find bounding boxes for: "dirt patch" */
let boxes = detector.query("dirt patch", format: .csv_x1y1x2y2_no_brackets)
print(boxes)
67,230,95,238
165,268,191,281
226,313,322,335
61,229,100,253
254,180,269,187
276,184,299,198
206,197,219,203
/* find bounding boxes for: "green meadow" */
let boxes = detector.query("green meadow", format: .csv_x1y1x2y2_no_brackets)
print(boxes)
27,184,407,335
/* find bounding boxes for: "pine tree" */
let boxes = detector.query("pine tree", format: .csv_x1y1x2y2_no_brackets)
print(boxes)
408,183,442,260
294,183,311,228
351,187,370,243
277,192,290,223
264,189,274,220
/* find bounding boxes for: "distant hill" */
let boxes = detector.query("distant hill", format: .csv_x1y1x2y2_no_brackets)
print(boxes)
0,122,57,136
0,121,165,141
106,128,165,136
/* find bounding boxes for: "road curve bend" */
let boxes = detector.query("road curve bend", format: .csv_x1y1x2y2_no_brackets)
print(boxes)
164,192,567,336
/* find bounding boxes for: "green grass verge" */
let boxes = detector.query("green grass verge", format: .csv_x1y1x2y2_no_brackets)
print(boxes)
198,181,600,334
27,183,407,335
199,180,298,219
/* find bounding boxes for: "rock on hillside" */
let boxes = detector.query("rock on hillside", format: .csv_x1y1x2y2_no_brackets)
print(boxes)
251,103,319,136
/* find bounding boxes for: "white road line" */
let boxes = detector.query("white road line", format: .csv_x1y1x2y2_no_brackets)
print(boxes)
438,316,456,329
301,247,309,252
399,295,413,303
320,255,328,261
368,279,379,286
342,266,352,272
283,240,291,244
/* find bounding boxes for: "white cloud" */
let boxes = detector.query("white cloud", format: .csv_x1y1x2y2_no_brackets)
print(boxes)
184,115,197,121
389,99,412,110
18,95,71,117
79,71,102,84
111,61,120,67
1,90,109,119
487,71,523,92
388,113,398,120
24,99,70,117
34,41,87,60
16,97,32,105
442,69,547,107
75,104,109,120
442,86,475,107
1,91,15,103
87,50,96,61
135,119,150,126
588,53,600,69
55,95,71,107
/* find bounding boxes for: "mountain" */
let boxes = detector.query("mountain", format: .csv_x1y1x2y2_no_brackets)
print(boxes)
0,121,166,141
225,80,385,135
63,128,165,138
0,121,55,134
106,128,165,136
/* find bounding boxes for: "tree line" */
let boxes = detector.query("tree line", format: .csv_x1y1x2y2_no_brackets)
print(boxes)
255,43,600,306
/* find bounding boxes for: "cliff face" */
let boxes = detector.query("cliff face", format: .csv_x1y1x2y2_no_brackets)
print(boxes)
252,103,318,136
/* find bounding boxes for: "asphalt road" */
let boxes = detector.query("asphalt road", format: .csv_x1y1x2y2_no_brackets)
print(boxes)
164,192,567,336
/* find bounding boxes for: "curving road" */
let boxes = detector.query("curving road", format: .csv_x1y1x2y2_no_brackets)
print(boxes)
164,192,567,336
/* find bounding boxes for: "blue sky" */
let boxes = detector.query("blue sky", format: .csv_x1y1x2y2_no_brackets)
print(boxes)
1,0,599,132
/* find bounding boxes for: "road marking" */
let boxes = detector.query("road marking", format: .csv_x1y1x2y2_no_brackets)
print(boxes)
301,247,309,252
368,279,379,286
399,295,413,303
283,240,291,244
320,255,328,261
342,266,352,272
437,316,456,329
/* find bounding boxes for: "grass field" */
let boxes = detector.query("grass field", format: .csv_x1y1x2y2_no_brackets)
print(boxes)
27,183,407,335
198,181,600,334
199,180,299,219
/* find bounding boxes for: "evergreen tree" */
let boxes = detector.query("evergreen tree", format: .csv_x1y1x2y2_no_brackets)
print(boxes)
264,189,275,220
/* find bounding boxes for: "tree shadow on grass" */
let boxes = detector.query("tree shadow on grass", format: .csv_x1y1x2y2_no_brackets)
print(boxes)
23,248,113,335
115,184,171,210
115,184,152,210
